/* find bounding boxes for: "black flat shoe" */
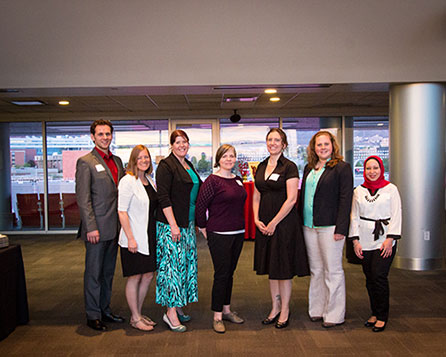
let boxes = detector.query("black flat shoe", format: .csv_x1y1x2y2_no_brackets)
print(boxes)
87,319,107,331
261,313,280,325
364,320,376,327
102,313,125,323
275,314,290,329
372,321,386,332
309,316,322,322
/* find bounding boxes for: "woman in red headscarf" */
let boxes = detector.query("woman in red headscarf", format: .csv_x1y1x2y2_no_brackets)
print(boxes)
349,156,402,332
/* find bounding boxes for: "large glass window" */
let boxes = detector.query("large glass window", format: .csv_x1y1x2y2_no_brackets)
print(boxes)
353,117,389,187
8,122,44,230
282,117,321,176
172,122,214,180
220,118,279,180
0,116,389,232
45,120,169,230
44,122,92,229
0,119,168,232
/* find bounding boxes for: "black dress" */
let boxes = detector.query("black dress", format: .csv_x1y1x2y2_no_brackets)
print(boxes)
253,155,309,279
120,182,158,277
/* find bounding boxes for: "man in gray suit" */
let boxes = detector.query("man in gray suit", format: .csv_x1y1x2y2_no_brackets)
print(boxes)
76,119,125,331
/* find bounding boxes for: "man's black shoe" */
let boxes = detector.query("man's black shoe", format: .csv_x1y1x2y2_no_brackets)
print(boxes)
102,313,125,323
87,319,107,331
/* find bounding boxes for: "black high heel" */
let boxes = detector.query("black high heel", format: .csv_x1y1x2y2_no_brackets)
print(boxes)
275,313,290,329
261,312,280,325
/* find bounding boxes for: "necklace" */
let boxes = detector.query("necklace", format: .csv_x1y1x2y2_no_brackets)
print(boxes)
365,193,380,203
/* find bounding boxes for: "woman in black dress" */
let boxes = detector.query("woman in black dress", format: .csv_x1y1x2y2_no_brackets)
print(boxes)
118,145,158,331
253,128,309,329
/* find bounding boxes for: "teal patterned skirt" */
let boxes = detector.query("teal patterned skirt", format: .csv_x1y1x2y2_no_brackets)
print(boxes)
155,221,198,307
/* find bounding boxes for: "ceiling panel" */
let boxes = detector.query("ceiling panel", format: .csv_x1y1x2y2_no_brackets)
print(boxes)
0,83,390,118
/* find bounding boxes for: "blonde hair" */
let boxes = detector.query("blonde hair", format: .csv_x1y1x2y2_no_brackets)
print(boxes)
306,131,343,169
126,145,153,176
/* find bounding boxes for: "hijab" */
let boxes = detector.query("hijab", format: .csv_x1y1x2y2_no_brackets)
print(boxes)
362,155,390,191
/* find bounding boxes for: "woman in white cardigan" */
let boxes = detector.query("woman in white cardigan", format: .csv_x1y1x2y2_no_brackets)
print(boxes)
118,145,158,332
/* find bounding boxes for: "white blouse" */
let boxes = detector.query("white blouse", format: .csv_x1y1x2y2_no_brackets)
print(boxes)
349,183,402,251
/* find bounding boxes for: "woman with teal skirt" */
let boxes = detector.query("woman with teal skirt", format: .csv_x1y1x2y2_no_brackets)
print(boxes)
155,129,202,332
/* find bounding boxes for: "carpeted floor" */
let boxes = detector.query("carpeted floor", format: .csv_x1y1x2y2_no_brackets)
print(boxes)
1,234,445,356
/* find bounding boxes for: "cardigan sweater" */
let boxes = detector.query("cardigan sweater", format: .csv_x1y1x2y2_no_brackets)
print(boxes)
196,174,247,232
118,173,156,255
155,153,202,228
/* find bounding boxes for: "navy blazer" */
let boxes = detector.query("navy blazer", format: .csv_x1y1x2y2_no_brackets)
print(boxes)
299,161,353,236
156,153,202,228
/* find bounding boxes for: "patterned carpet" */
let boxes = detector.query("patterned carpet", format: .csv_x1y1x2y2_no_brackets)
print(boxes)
1,234,445,356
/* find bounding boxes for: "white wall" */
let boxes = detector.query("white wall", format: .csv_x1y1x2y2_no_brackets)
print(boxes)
0,0,445,88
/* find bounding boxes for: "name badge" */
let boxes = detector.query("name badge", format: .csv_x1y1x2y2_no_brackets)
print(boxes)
269,173,280,181
95,164,105,172
236,180,243,186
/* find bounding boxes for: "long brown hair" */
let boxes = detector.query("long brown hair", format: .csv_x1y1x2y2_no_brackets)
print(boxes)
126,145,153,176
306,131,343,169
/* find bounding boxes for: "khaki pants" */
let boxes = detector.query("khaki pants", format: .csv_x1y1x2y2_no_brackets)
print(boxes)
303,226,345,324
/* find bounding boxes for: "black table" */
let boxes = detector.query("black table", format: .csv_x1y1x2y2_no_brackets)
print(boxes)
0,244,29,341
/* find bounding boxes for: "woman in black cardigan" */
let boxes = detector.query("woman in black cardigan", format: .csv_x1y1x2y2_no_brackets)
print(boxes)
299,131,353,328
155,129,202,333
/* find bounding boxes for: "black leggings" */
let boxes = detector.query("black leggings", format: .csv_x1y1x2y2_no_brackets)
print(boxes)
207,232,244,312
361,244,397,322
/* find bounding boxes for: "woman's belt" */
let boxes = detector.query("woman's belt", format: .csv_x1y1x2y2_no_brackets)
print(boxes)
360,216,390,241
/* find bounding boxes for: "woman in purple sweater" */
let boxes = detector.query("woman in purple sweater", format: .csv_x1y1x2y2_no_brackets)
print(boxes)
196,144,247,334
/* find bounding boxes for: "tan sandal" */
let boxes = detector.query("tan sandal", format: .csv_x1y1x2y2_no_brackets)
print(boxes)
130,318,154,331
142,315,157,326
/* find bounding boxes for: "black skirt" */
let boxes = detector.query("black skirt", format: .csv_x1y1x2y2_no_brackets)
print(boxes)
120,246,156,277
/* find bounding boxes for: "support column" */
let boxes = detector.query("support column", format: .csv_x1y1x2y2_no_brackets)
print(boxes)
320,116,353,167
341,116,359,264
341,116,354,168
0,123,12,230
390,83,446,270
320,117,342,145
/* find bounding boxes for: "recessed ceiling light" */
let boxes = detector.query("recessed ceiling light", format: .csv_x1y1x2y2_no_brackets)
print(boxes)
270,97,280,102
224,97,258,102
377,123,384,126
11,100,45,106
264,88,277,94
59,100,70,105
